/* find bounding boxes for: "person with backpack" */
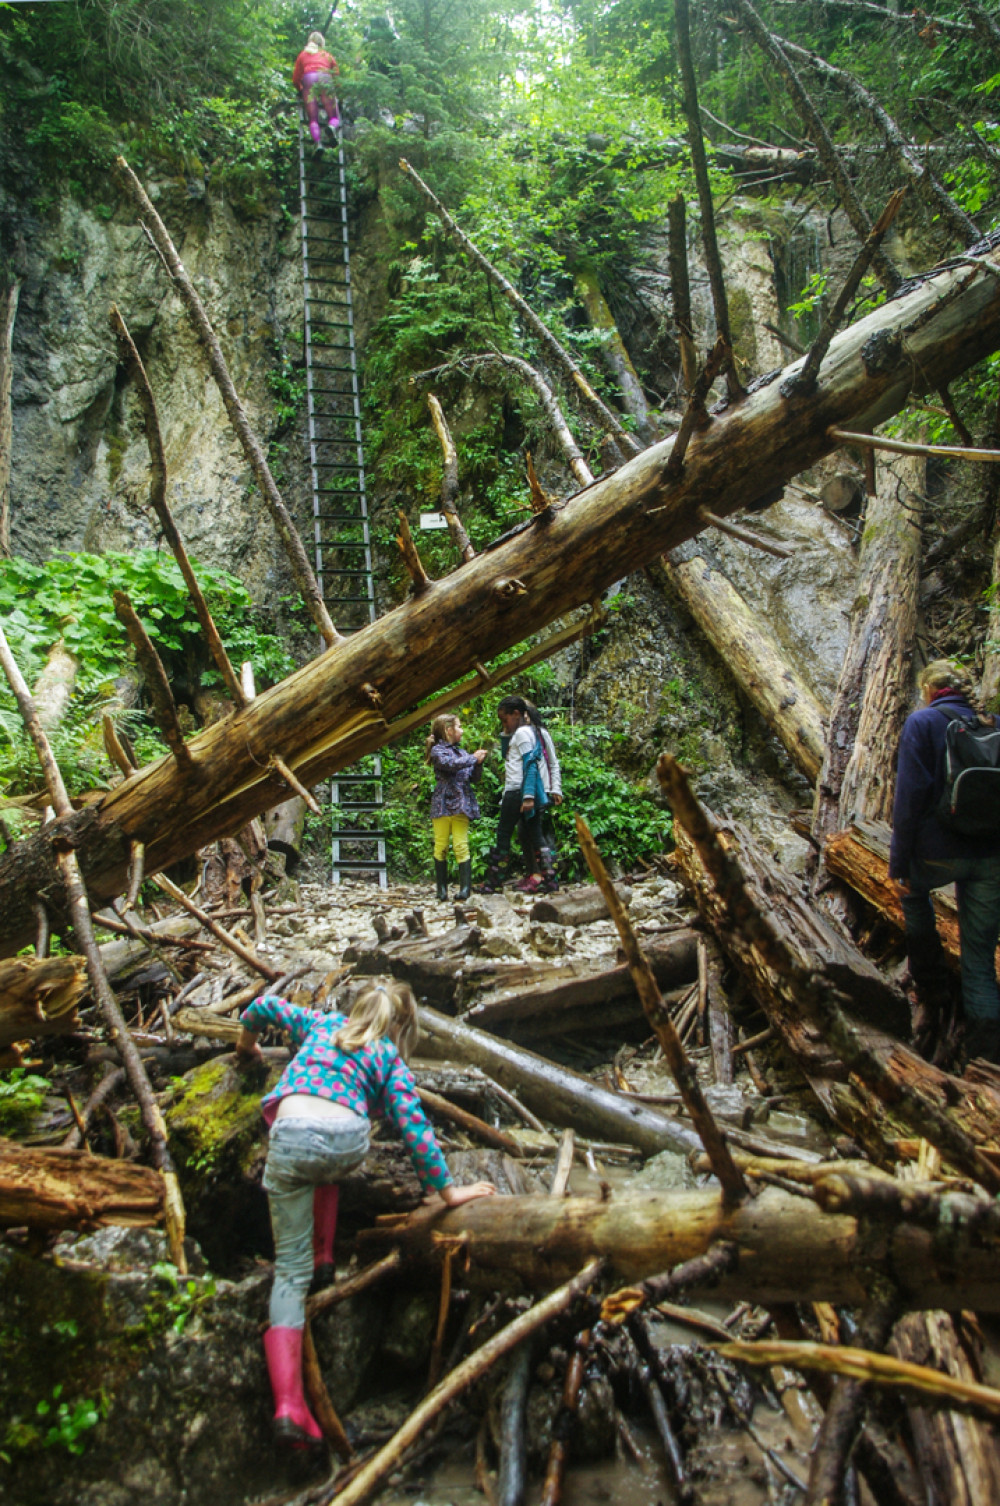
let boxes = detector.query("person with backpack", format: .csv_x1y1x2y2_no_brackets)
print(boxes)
889,659,1000,1063
479,695,562,894
293,30,340,147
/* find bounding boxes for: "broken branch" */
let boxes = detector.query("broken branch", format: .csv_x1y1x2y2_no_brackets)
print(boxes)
575,813,747,1204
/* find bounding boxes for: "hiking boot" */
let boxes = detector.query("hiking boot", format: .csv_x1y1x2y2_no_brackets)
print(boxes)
906,932,953,1056
433,860,449,902
536,846,559,894
477,849,509,894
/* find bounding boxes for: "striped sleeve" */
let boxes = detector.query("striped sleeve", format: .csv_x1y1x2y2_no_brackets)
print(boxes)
381,1053,452,1192
241,995,314,1049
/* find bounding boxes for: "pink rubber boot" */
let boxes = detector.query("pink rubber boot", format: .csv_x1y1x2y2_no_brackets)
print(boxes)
312,1185,339,1290
263,1325,323,1446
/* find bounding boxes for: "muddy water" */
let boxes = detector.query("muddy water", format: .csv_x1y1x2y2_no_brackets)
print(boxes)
373,1386,817,1506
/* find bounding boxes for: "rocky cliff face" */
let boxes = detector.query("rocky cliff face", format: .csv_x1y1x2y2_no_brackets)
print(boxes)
5,174,305,597
3,151,863,836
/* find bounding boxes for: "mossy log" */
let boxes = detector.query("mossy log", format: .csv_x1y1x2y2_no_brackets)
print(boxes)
360,1183,1000,1311
4,238,1000,953
0,954,87,1054
0,1138,164,1230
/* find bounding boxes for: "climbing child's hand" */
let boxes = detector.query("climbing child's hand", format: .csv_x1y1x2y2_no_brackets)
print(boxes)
437,1181,496,1207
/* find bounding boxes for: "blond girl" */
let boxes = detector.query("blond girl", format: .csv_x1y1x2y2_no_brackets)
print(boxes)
237,981,494,1450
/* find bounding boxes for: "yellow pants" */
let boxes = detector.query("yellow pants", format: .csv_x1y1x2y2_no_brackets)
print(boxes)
433,815,470,862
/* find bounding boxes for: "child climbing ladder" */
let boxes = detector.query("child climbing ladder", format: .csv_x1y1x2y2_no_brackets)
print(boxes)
293,30,340,147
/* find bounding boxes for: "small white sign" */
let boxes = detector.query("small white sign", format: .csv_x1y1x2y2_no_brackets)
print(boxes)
419,512,449,531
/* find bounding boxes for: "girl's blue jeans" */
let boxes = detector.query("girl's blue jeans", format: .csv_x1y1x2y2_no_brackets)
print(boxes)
901,854,1000,1023
263,1115,369,1327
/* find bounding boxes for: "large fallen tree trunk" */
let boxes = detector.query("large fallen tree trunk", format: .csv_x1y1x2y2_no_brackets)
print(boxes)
0,1138,165,1231
361,1183,1000,1311
417,1006,702,1157
463,931,699,1037
657,548,827,781
5,236,1000,952
813,452,924,845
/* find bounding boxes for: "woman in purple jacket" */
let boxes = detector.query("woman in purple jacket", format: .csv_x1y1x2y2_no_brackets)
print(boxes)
890,659,1000,1063
426,713,486,901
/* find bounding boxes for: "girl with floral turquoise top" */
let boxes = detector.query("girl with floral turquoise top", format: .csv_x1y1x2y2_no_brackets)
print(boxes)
236,981,494,1452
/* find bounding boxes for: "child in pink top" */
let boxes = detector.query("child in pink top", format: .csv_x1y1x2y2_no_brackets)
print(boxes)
237,980,494,1451
293,30,340,144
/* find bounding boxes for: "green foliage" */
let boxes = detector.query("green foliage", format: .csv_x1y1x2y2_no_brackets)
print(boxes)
0,0,295,201
35,1386,105,1455
0,1069,51,1133
787,271,829,321
0,552,294,800
2,1384,105,1460
148,1262,217,1335
380,676,672,881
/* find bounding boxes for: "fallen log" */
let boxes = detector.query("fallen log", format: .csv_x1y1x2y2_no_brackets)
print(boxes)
528,883,633,928
349,924,483,1007
359,1183,1000,1311
7,233,1000,953
416,1006,702,1157
98,913,203,975
0,1137,165,1231
0,954,87,1053
889,1310,1000,1500
463,932,699,1036
822,817,968,967
672,815,1000,1171
658,549,827,782
813,451,924,845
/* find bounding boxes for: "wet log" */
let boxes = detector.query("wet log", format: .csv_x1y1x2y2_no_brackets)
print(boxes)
349,924,483,1007
360,1183,1000,1311
813,452,924,845
0,1137,165,1231
674,820,1000,1166
417,1006,702,1157
529,883,633,927
890,1311,1000,1502
823,817,967,966
464,932,699,1036
660,550,827,782
5,236,1000,954
0,954,87,1052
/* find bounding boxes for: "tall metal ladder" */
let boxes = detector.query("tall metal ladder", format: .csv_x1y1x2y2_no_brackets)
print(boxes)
297,117,388,889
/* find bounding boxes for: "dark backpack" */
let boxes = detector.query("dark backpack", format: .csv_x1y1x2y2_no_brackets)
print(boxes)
935,706,1000,837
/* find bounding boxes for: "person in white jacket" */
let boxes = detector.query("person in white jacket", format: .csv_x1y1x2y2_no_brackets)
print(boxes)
479,695,562,893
